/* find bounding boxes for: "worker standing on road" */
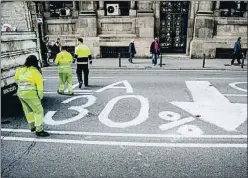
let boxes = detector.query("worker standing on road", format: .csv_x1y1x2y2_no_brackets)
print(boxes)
14,55,49,137
55,46,74,95
74,38,92,88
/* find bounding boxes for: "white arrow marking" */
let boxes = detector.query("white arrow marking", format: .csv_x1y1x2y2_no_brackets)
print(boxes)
171,81,247,132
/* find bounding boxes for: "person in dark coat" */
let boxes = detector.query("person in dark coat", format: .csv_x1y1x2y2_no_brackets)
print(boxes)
52,38,62,62
231,37,242,65
150,37,160,66
128,39,136,63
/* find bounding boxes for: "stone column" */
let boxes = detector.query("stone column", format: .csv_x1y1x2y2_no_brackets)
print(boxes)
138,1,152,12
190,1,215,58
72,1,78,17
214,1,220,16
44,1,50,11
99,1,104,10
97,1,104,17
130,1,135,9
130,1,136,16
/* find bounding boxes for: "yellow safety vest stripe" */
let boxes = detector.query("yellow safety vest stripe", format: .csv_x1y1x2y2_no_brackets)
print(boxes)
75,43,91,58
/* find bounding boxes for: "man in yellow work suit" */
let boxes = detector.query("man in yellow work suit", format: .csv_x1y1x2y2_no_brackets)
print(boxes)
55,46,74,95
74,38,92,88
14,55,49,137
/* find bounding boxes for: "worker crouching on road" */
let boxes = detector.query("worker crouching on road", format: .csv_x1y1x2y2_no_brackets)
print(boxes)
55,46,74,95
14,55,49,137
74,38,92,88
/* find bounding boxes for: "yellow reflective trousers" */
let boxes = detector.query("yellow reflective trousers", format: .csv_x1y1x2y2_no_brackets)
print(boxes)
14,66,44,132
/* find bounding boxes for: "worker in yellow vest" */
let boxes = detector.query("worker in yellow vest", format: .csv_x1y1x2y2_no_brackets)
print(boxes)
74,38,92,88
14,55,49,137
55,46,74,95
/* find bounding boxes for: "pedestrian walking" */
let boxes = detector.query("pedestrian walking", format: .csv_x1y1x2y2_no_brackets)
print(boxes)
52,38,62,63
128,39,136,63
41,37,50,67
150,37,160,66
14,55,49,137
74,38,92,88
231,37,242,65
55,46,74,95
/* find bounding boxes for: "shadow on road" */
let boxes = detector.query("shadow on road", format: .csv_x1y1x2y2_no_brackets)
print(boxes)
1,95,23,118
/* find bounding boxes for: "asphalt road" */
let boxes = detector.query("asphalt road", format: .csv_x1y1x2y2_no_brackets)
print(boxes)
1,68,247,178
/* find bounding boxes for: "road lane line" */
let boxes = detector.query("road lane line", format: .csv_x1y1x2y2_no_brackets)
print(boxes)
64,83,79,92
1,129,247,139
1,136,246,148
194,78,246,80
223,94,247,97
43,77,113,79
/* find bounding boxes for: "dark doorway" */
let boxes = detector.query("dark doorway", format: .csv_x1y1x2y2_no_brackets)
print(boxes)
159,1,189,53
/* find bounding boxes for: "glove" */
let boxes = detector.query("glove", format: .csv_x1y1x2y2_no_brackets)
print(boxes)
90,60,92,65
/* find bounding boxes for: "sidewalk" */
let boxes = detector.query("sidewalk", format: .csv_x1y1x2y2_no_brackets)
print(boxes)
45,58,247,71
89,58,247,71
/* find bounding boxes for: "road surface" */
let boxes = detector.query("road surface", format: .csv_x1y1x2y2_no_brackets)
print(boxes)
1,68,247,178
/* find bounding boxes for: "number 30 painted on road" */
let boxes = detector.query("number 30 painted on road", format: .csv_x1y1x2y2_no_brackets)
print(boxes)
44,95,96,126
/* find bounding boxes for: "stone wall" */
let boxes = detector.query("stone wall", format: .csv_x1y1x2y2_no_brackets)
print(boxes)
1,2,32,31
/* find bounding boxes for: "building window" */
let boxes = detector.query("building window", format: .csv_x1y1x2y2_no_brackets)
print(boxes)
50,1,73,17
104,1,130,16
219,1,247,17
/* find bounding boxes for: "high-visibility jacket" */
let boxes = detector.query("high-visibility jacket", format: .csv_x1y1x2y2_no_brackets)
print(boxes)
55,50,73,73
14,66,43,99
74,42,92,64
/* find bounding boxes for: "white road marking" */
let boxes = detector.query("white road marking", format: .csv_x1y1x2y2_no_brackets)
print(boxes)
229,82,247,92
159,117,195,131
1,129,247,139
43,77,113,79
194,78,246,80
171,81,247,132
73,90,92,92
99,95,149,128
95,80,133,93
223,94,247,97
1,136,247,148
159,111,181,121
44,95,97,125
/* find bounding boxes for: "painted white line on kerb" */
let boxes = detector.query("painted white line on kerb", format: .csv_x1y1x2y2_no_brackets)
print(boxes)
1,136,246,148
1,129,247,139
224,94,247,97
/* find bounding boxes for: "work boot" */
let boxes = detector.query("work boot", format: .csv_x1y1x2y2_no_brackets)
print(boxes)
79,82,83,88
31,127,36,132
36,130,50,137
68,92,74,96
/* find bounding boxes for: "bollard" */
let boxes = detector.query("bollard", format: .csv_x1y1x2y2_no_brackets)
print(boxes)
202,53,206,68
241,52,245,68
160,53,162,67
118,53,121,67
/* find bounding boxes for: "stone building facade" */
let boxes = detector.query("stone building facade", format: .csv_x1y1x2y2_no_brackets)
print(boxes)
37,1,247,58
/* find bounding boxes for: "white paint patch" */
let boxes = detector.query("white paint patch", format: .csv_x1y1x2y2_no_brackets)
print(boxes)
44,95,96,125
229,82,247,92
159,117,195,131
171,81,247,132
95,80,133,93
177,125,204,136
98,95,149,128
1,128,247,139
1,136,247,148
